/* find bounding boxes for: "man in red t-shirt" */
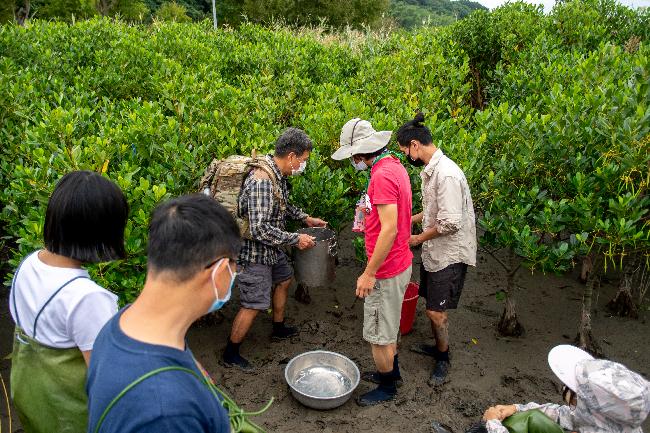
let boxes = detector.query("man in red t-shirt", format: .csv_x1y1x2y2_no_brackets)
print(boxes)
331,118,413,406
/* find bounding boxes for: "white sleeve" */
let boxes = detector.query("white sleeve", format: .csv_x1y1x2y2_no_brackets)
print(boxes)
67,289,118,351
486,420,510,433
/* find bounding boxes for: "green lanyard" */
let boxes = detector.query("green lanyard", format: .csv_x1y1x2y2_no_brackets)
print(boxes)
93,360,273,433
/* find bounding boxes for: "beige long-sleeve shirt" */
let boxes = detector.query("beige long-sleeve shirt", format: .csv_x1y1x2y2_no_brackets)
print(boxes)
420,149,477,273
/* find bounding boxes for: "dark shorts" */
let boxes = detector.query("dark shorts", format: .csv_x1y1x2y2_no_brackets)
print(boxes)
419,262,468,312
237,253,294,310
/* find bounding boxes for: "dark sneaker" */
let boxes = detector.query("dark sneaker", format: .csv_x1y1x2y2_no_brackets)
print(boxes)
431,421,454,433
410,343,438,357
271,324,299,340
361,371,403,388
356,385,396,407
428,360,450,386
222,352,253,371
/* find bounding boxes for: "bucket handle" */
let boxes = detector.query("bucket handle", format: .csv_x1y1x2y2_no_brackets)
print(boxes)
328,239,338,257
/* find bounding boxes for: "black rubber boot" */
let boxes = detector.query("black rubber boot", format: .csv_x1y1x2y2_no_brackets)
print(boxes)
271,321,299,340
361,354,403,387
222,340,253,371
361,372,404,387
357,371,397,406
429,350,450,386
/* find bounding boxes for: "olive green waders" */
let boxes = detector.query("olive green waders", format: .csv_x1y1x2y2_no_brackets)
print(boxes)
10,260,90,433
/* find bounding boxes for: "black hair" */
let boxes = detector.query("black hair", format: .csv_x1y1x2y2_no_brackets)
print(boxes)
44,171,128,263
396,112,433,146
147,194,241,282
356,146,388,160
274,127,313,157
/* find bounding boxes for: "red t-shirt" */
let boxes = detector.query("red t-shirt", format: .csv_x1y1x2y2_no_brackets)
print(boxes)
365,156,413,279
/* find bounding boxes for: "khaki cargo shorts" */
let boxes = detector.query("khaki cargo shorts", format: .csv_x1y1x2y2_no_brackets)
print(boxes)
363,265,412,345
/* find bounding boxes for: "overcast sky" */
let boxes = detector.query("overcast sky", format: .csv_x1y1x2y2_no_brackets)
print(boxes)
476,0,650,12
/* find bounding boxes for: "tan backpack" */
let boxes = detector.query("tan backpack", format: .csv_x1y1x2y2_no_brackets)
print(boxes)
198,152,285,239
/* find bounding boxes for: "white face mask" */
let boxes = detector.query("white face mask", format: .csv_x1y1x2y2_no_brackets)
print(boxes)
292,160,307,175
351,158,368,171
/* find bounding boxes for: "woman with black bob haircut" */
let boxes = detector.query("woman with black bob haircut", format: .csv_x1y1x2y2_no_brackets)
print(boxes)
9,170,128,433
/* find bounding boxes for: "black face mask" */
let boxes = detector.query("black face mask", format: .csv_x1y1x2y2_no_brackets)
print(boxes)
407,147,425,167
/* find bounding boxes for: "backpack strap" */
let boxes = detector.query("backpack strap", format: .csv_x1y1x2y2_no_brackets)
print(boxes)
247,158,287,214
198,158,221,195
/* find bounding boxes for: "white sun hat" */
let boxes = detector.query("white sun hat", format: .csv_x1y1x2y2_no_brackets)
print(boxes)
331,118,392,161
548,344,595,391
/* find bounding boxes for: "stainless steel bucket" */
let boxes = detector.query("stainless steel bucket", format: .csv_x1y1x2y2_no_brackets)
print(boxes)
293,227,337,288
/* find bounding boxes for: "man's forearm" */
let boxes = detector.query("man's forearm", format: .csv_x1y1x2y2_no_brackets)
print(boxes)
412,212,423,224
416,226,440,243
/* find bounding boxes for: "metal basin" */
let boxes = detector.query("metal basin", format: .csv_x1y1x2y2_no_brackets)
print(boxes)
293,227,337,288
285,350,360,410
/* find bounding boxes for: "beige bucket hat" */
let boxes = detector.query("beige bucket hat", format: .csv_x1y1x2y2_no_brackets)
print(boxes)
331,118,392,161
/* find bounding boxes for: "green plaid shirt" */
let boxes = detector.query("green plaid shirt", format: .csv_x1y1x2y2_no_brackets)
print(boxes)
238,155,307,265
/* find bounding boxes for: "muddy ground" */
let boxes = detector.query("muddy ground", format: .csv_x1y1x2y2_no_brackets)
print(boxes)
1,228,649,432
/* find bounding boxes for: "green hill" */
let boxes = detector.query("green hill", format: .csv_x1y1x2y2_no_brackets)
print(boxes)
390,0,488,28
3,0,487,28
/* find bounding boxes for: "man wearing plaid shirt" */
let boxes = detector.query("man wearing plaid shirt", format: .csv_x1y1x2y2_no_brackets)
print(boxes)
222,128,327,370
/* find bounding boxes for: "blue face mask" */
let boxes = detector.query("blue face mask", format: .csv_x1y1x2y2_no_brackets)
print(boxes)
208,259,236,313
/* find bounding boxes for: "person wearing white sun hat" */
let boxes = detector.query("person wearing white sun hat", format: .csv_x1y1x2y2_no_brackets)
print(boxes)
431,344,650,433
332,118,413,406
476,344,650,433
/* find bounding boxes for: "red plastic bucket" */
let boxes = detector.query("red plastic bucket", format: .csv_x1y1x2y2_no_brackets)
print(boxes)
400,282,419,336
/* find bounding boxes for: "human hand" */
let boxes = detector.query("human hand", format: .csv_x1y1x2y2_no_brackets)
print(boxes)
297,234,316,250
409,234,422,247
305,216,328,228
482,405,517,421
494,405,517,419
356,272,376,298
482,407,502,421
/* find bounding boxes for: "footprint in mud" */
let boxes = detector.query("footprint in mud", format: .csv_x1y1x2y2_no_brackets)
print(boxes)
500,373,556,398
447,388,484,417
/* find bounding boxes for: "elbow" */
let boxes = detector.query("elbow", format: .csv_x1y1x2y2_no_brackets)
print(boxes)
384,226,398,240
436,219,460,235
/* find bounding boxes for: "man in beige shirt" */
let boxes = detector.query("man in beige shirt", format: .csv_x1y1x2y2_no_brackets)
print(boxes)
396,113,477,386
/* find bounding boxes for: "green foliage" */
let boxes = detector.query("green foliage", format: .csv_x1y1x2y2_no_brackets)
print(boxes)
551,0,650,51
155,1,191,22
1,0,648,306
0,0,15,23
0,19,472,301
145,0,208,20
289,151,353,234
390,0,486,29
241,0,390,29
472,39,649,274
31,0,96,21
112,0,149,21
353,237,367,263
16,0,485,28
